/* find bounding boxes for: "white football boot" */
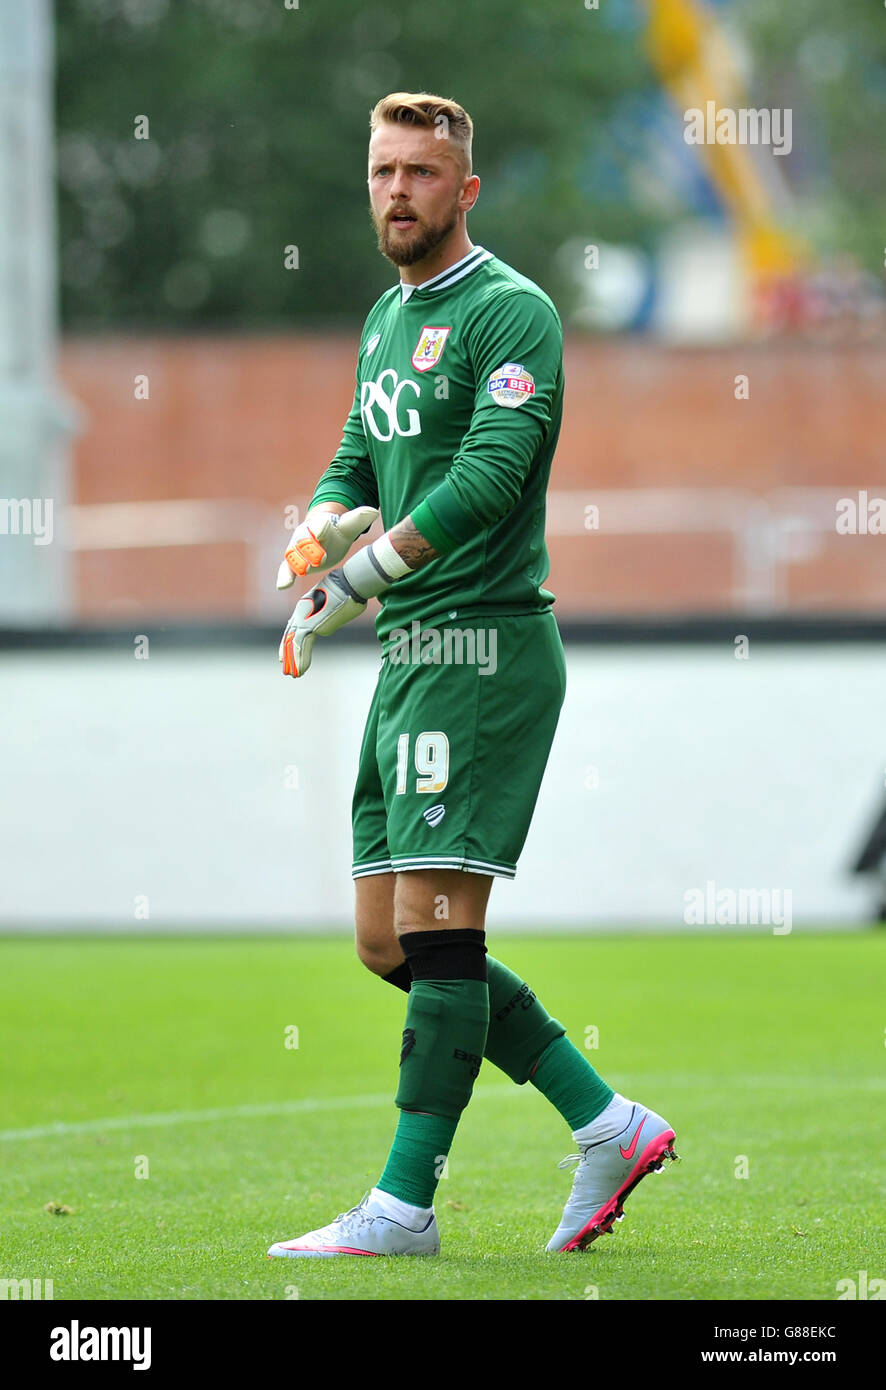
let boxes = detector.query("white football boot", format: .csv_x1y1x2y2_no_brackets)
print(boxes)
547,1099,679,1252
267,1192,440,1259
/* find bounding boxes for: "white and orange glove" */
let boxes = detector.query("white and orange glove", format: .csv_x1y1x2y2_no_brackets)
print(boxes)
276,506,379,589
279,534,411,678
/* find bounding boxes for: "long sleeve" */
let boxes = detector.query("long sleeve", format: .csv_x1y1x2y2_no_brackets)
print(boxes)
410,291,562,554
308,376,380,512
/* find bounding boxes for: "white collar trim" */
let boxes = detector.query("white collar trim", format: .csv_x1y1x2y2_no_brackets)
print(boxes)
399,246,489,304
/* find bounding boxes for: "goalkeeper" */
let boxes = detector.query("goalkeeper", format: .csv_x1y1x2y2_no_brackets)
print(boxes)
267,92,677,1259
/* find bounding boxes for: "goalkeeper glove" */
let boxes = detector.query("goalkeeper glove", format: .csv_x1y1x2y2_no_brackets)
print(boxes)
279,533,411,678
276,505,379,588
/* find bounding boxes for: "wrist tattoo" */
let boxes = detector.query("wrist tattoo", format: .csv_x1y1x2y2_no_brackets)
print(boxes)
389,516,441,571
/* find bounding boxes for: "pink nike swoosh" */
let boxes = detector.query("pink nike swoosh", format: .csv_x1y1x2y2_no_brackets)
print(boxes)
618,1115,646,1161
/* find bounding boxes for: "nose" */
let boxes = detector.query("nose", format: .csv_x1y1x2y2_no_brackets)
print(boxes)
388,165,410,199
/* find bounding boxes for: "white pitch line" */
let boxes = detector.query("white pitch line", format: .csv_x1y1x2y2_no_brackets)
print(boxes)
0,1086,516,1143
1,1073,883,1143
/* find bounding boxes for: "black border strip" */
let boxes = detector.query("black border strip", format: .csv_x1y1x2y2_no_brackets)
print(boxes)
3,614,886,649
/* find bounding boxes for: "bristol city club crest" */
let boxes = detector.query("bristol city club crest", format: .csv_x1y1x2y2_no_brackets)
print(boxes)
411,325,451,373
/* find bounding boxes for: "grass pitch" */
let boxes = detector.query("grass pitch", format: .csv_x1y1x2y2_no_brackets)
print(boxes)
1,931,884,1301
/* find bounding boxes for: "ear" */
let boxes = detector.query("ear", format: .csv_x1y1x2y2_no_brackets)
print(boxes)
460,174,480,213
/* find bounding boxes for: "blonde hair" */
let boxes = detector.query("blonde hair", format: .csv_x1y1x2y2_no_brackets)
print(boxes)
369,92,473,176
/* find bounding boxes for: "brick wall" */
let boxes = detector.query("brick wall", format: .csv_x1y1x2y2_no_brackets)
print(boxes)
60,336,886,619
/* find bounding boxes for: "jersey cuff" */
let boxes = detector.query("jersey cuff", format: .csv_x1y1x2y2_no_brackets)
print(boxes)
307,486,365,511
412,483,478,555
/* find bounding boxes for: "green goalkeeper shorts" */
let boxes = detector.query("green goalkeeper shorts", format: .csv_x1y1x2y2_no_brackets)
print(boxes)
352,611,566,879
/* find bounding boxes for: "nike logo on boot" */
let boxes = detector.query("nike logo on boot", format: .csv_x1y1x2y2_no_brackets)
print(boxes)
618,1115,646,1161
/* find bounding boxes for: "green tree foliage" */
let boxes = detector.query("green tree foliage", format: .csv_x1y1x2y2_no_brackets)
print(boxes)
741,0,886,268
55,0,658,327
55,0,884,328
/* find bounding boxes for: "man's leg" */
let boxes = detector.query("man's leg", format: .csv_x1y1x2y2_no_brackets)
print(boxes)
267,869,489,1258
353,871,678,1255
372,868,492,1213
355,871,615,1134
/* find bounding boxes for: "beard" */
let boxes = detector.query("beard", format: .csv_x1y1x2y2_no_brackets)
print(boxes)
372,198,460,267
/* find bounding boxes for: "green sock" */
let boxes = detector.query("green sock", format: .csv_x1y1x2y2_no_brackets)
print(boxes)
377,1110,456,1208
484,956,567,1082
529,1034,614,1131
378,975,489,1208
382,955,613,1133
484,957,613,1129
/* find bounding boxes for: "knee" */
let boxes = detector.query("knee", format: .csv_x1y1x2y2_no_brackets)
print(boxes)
355,931,401,978
354,872,398,977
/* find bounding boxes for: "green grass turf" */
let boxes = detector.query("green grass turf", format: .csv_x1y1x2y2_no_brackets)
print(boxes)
0,932,884,1301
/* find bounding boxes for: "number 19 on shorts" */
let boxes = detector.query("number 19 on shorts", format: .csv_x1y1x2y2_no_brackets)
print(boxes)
395,731,450,795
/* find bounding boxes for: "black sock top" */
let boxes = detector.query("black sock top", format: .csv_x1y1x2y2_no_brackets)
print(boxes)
399,928,488,982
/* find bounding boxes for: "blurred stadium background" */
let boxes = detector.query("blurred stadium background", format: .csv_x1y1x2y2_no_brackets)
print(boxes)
2,0,886,929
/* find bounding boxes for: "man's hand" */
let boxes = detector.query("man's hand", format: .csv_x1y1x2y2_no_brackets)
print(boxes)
276,506,379,588
279,529,415,679
279,569,367,678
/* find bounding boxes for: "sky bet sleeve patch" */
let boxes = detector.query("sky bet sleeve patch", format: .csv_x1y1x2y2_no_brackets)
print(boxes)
486,362,536,408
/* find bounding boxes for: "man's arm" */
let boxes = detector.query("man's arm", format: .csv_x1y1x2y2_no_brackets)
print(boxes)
404,291,562,555
347,292,561,578
307,291,560,581
308,503,346,517
307,376,380,514
279,291,561,675
386,514,440,571
278,366,380,585
277,515,439,677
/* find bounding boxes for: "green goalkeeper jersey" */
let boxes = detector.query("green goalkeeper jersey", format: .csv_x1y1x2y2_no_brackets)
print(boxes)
308,245,564,644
